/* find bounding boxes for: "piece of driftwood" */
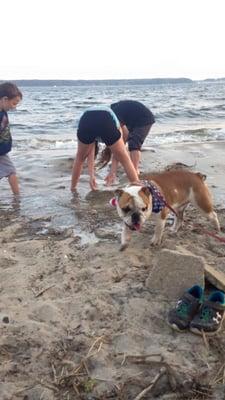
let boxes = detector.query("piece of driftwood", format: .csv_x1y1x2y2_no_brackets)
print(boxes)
204,264,225,292
133,367,166,400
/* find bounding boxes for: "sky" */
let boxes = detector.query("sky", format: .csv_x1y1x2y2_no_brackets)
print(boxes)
1,0,225,80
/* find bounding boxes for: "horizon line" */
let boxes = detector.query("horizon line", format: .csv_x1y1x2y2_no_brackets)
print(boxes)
1,77,225,82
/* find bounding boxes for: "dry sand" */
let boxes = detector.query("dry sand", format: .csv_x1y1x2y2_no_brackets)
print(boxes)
1,142,225,400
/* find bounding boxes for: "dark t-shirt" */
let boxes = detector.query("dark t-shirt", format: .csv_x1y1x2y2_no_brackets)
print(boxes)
0,111,12,155
110,100,155,129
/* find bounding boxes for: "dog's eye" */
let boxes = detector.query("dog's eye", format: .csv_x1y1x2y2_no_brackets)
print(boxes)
122,206,131,213
142,207,148,212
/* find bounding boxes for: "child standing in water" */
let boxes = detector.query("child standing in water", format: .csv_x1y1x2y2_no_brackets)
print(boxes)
71,106,139,191
0,82,22,195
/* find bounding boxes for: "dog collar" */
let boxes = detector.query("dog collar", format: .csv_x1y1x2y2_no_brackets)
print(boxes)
109,197,117,207
145,181,166,213
145,181,178,216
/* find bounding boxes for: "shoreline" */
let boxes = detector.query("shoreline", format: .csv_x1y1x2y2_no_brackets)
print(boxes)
1,140,225,398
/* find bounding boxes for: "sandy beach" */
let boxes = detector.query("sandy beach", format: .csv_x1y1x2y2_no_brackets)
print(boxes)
1,141,225,399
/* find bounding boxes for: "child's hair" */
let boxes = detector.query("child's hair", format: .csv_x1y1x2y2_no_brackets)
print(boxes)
0,82,23,100
94,140,99,159
95,145,112,170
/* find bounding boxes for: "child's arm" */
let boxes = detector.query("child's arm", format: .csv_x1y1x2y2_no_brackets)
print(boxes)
87,144,98,190
104,156,118,186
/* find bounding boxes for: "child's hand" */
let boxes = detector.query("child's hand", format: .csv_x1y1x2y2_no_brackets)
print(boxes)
71,186,77,193
89,176,98,191
104,172,116,186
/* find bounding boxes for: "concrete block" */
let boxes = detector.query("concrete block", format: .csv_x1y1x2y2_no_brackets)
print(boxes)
146,248,205,300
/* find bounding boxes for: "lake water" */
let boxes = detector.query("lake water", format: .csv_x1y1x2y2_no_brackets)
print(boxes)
1,81,225,235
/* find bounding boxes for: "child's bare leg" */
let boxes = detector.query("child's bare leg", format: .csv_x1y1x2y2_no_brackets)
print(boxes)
71,141,93,191
8,174,20,195
130,149,141,174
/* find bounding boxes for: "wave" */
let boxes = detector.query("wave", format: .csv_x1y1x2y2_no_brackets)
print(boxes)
148,127,225,146
13,126,225,151
14,137,76,150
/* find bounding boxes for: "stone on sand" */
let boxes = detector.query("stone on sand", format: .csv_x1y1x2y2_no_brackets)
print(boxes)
30,302,62,324
146,248,205,300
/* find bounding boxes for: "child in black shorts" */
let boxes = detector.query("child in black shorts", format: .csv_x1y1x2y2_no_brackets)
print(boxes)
104,100,155,185
71,106,139,191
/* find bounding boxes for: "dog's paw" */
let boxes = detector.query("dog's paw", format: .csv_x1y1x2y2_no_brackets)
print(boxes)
150,236,162,246
170,222,183,233
120,243,128,251
169,226,178,234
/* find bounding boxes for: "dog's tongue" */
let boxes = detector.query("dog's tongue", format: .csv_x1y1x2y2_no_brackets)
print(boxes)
133,223,141,231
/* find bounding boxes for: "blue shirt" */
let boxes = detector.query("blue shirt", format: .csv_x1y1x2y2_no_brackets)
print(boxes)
84,105,120,129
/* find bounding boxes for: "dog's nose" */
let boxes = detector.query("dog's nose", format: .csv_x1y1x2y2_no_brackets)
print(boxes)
131,212,140,225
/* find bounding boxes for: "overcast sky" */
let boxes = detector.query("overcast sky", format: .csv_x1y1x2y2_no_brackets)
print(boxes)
2,0,225,80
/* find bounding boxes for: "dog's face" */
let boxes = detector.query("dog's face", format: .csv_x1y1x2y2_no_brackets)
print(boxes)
115,186,152,230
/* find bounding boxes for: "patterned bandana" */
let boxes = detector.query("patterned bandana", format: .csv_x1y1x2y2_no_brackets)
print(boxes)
145,181,167,213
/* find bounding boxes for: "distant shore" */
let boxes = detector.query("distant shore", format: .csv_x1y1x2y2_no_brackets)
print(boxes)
1,77,225,86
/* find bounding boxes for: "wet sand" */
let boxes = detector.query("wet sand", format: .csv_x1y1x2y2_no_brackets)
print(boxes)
1,142,225,399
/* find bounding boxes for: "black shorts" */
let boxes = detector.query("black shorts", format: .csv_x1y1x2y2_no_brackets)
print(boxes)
77,110,121,146
128,124,153,151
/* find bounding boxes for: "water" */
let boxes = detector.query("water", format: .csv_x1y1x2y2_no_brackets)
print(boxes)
13,81,225,151
1,81,225,235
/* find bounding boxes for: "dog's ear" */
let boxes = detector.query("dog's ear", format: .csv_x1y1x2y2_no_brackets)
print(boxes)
140,186,151,197
196,172,207,181
115,189,124,199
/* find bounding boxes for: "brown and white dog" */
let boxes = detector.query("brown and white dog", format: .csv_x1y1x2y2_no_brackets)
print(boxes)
114,170,220,250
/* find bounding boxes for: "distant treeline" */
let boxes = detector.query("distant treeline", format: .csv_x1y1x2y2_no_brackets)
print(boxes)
1,77,224,87
0,78,194,87
203,78,225,82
